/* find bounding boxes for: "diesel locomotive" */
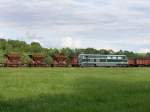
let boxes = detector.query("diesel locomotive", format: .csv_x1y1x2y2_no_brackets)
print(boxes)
77,54,128,67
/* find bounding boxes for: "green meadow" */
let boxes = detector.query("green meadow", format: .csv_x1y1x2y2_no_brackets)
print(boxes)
0,68,150,112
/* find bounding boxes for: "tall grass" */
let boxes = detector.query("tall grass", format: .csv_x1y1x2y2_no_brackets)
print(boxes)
0,68,150,112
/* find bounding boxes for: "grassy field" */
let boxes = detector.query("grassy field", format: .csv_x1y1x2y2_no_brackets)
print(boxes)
0,68,150,112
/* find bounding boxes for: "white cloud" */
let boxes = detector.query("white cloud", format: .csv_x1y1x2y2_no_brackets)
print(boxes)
139,48,150,53
0,32,5,38
0,32,11,40
61,37,81,48
31,39,45,47
0,0,150,51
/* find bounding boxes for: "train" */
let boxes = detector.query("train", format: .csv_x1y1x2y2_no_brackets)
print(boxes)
1,53,150,67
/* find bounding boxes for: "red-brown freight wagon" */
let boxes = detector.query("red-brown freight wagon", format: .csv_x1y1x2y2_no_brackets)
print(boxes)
52,53,67,67
4,53,22,67
136,58,150,66
71,56,79,67
128,59,137,66
28,54,47,67
128,58,150,67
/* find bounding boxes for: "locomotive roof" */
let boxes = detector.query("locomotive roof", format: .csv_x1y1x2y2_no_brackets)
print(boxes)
79,54,127,56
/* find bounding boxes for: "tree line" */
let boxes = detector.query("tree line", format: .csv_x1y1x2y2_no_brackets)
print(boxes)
0,38,150,64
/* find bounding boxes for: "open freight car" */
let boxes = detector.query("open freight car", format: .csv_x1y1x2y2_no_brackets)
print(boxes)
52,53,67,67
28,54,47,67
4,53,22,67
71,56,79,67
128,58,150,67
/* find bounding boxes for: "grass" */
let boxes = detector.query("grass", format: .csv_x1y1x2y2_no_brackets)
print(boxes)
0,68,150,112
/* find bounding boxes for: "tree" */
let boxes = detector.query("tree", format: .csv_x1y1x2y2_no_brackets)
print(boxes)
21,53,31,64
30,42,42,53
44,56,53,65
99,49,110,54
60,48,74,64
146,53,150,58
0,39,7,50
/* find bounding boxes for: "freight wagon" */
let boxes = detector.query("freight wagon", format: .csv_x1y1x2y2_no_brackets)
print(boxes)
28,54,47,67
71,56,79,67
52,53,67,67
128,58,150,67
4,53,22,67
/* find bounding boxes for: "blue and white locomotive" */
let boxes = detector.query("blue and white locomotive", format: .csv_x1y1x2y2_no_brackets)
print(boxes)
78,54,128,67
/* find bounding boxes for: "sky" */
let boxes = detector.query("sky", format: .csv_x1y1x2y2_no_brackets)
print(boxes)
0,0,150,52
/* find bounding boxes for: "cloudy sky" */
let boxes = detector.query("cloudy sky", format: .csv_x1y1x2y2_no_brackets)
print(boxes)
0,0,150,52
